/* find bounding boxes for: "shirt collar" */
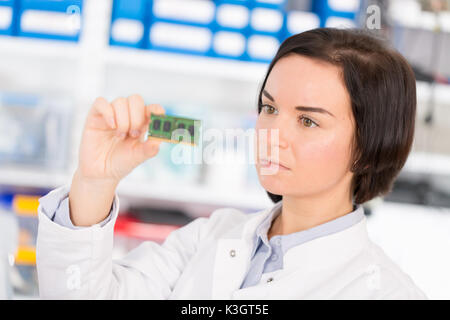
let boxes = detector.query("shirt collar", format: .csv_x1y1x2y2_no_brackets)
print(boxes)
251,200,365,258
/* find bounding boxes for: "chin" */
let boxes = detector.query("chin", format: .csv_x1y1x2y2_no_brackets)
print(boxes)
257,173,287,195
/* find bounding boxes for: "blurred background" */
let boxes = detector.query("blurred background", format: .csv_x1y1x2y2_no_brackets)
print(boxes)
0,0,449,299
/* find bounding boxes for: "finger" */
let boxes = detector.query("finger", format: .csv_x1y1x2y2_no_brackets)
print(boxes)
139,137,162,161
111,97,130,138
128,94,146,139
141,104,166,139
145,103,166,120
91,97,116,129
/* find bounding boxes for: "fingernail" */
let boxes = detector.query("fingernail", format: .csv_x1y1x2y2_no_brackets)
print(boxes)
117,132,126,139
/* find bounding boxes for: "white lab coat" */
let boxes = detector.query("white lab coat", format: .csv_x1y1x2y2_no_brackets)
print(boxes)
36,188,427,299
0,208,18,299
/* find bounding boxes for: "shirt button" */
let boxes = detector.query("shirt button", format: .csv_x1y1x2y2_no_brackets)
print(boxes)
267,277,274,283
229,249,236,257
271,254,278,261
275,238,281,246
366,264,380,275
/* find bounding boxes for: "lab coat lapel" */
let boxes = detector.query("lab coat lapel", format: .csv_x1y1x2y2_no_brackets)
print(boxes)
282,216,370,273
211,206,274,299
232,216,371,299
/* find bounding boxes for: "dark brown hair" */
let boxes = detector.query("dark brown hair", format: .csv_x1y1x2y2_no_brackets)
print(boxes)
258,28,416,205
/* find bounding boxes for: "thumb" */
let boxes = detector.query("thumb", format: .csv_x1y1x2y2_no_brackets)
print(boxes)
135,136,162,163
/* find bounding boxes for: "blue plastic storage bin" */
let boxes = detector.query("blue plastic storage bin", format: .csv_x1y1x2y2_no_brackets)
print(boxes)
0,0,16,35
245,0,287,63
110,0,150,49
212,29,248,60
248,0,286,36
245,32,280,63
148,0,216,57
111,0,295,63
252,0,286,10
284,10,320,37
312,0,361,28
0,91,72,170
18,0,83,41
0,193,13,210
215,0,251,32
212,0,251,60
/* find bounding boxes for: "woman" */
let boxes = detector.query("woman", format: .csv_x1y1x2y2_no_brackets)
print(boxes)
36,28,426,299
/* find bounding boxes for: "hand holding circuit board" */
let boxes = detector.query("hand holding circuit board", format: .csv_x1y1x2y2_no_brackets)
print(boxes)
72,94,203,226
148,114,201,146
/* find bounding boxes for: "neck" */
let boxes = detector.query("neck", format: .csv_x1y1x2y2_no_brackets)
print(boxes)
268,186,354,240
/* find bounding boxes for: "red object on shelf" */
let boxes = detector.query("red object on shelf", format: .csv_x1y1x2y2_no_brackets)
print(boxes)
114,214,181,243
435,74,450,84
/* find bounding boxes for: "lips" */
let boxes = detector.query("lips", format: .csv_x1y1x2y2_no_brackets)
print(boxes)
260,158,290,170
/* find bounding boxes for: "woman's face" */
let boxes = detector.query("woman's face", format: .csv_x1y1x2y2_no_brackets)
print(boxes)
255,54,356,198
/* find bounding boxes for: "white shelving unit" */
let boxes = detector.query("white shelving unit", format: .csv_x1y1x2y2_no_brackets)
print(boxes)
403,152,450,177
0,35,80,60
105,46,268,83
116,178,272,213
0,0,273,213
0,166,72,189
0,0,449,213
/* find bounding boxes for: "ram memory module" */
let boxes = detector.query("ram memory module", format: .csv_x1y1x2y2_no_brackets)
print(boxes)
147,114,201,146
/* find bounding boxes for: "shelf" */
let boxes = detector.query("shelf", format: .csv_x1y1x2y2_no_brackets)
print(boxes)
0,167,72,190
105,46,269,83
0,36,80,60
0,0,270,84
403,152,450,177
0,166,272,211
389,2,450,32
117,178,273,211
2,152,448,209
416,81,450,104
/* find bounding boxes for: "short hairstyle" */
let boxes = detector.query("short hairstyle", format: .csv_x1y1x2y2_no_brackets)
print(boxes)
257,28,417,205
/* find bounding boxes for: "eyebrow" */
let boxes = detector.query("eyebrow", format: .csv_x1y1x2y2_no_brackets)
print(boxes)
262,89,335,118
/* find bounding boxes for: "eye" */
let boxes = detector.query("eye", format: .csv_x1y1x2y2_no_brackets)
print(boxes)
298,115,318,128
260,104,278,115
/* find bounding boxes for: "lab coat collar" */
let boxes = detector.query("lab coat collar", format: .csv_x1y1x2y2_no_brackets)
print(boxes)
242,201,369,269
282,213,369,272
242,200,283,245
212,204,276,299
212,201,369,299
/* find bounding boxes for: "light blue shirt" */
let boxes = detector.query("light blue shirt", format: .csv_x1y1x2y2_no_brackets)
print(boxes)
239,200,365,288
39,187,364,290
39,188,113,230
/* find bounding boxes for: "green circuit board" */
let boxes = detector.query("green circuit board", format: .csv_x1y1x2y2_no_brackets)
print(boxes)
147,114,201,146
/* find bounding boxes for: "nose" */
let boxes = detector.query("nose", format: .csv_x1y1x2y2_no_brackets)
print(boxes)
268,125,289,150
255,127,288,162
254,115,290,161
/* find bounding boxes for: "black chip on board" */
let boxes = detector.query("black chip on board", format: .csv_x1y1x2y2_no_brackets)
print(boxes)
153,119,161,130
178,123,185,129
188,125,194,137
163,121,171,132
